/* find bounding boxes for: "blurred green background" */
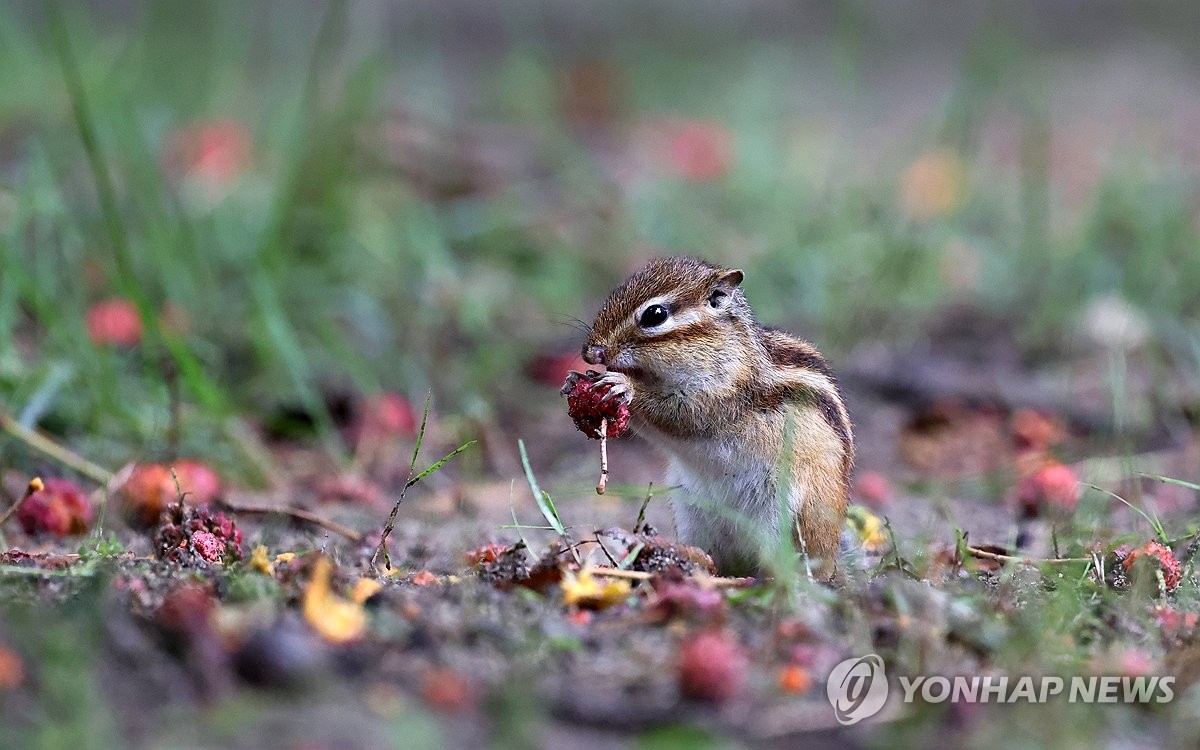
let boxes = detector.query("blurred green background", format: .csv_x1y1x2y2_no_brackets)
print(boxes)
2,0,1199,472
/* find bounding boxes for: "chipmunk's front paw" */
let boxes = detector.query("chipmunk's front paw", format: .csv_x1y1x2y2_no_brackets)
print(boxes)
560,369,603,396
596,370,634,405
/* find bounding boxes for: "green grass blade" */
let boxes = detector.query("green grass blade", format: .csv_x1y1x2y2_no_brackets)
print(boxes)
617,542,644,570
1087,483,1168,543
406,440,477,488
518,439,565,535
48,4,226,412
1139,473,1200,492
410,390,433,473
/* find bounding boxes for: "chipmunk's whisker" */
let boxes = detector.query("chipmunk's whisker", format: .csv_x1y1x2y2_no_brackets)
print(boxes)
551,313,593,336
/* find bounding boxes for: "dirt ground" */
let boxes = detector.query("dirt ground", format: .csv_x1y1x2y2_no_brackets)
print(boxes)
4,309,1199,749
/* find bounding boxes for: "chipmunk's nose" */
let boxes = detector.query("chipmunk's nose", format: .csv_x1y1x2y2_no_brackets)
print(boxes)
583,344,608,365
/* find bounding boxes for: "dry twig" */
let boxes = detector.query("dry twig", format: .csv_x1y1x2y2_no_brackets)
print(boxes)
220,499,363,542
0,477,45,528
965,545,1090,566
0,413,114,485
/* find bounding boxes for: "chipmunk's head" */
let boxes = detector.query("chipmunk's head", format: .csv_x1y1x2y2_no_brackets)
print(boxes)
582,256,754,387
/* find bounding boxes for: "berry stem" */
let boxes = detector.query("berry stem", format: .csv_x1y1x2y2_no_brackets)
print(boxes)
596,418,609,495
0,477,44,528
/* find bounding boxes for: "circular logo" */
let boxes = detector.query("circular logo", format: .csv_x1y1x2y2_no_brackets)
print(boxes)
826,654,888,725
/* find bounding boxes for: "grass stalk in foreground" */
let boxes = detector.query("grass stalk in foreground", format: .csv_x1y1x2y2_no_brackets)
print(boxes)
372,392,476,573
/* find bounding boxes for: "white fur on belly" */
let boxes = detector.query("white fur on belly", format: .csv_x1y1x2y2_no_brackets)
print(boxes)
664,436,798,572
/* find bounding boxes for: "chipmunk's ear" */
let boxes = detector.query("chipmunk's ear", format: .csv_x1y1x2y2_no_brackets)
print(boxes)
715,269,744,292
708,269,744,308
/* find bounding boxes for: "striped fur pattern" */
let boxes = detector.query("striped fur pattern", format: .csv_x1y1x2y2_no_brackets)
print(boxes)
581,256,854,576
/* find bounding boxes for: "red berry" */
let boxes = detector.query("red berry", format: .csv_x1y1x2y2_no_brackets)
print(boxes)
191,530,226,563
665,120,734,182
1011,409,1065,451
678,630,747,703
17,478,93,537
565,376,631,439
171,460,223,506
853,471,892,508
1122,541,1182,592
85,298,143,347
162,119,251,186
465,543,510,567
357,392,418,440
421,667,473,713
120,464,174,528
1014,462,1080,518
157,584,216,634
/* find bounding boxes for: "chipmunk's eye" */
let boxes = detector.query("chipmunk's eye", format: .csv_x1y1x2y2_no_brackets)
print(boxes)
638,304,669,328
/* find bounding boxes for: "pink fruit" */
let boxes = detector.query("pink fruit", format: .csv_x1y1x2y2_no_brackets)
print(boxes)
191,531,225,563
678,630,747,703
85,298,143,347
853,471,892,507
1123,541,1181,592
565,377,631,439
17,478,92,536
1014,462,1080,517
357,392,418,440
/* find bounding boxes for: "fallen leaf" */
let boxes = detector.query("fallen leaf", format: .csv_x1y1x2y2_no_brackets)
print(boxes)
249,545,274,575
421,667,473,712
845,505,888,553
465,542,511,567
0,645,24,690
351,577,383,605
560,568,631,610
900,147,965,221
411,570,440,586
303,556,367,644
778,664,812,694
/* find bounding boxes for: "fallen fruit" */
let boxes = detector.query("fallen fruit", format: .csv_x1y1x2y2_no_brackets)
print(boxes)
356,391,418,441
85,298,143,347
421,667,473,713
17,478,93,537
120,460,223,528
171,459,223,506
853,471,892,508
120,464,175,528
190,531,225,563
1013,462,1080,518
678,629,747,703
154,504,243,565
778,664,813,694
1122,541,1181,592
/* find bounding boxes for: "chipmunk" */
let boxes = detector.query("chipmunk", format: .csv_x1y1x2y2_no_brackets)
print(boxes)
566,256,853,577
